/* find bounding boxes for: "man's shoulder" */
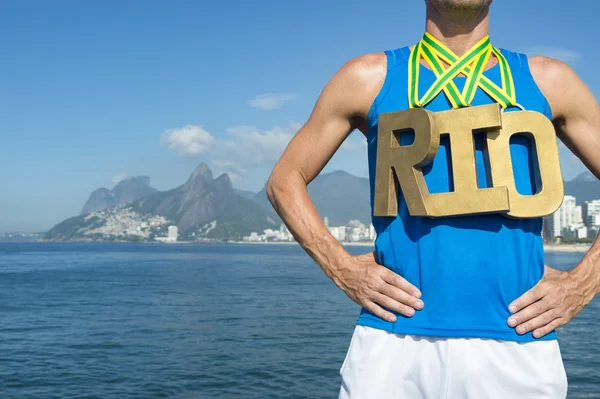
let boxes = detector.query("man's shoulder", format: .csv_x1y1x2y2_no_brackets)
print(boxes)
350,52,388,68
337,52,388,86
527,55,579,118
527,55,574,90
323,52,389,118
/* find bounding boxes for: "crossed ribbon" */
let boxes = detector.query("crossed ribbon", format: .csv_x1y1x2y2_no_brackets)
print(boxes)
409,32,517,109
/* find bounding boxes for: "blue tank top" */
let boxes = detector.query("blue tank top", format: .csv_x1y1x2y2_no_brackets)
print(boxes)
359,46,555,342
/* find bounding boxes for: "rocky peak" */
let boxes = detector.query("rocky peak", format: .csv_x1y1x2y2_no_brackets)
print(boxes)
80,176,157,215
182,163,213,194
572,171,597,183
180,163,216,210
210,174,235,202
114,176,151,188
189,162,213,182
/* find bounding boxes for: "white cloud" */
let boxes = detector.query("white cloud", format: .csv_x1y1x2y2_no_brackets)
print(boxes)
248,93,297,110
224,123,299,165
162,122,300,182
160,121,378,188
112,173,128,185
340,135,369,156
211,160,246,182
161,125,214,157
341,138,369,152
524,46,582,65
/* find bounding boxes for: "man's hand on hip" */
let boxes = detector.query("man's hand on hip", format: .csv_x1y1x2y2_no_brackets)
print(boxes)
332,251,424,323
507,265,597,338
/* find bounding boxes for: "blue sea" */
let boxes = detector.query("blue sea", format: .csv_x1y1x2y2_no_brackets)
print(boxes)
0,243,598,398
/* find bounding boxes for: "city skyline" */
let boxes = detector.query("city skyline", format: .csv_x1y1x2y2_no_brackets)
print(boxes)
244,217,376,244
545,196,600,242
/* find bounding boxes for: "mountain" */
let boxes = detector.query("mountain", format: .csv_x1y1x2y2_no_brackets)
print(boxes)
253,170,371,226
250,169,600,227
235,189,257,200
564,171,600,205
48,165,598,243
81,176,158,215
131,163,270,236
46,163,276,241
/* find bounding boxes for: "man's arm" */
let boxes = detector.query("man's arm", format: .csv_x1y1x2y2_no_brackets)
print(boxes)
507,57,600,338
266,54,424,322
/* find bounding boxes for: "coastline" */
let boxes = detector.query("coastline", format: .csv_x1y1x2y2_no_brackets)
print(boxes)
228,240,375,247
543,244,592,253
230,241,593,252
31,239,593,252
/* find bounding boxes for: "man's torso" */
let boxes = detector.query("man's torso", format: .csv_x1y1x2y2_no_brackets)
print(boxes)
354,46,558,342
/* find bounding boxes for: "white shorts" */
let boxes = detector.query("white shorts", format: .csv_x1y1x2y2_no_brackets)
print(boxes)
339,325,568,399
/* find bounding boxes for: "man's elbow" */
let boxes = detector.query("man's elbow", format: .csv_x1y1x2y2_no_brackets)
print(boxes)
266,167,286,209
265,173,278,208
265,167,303,209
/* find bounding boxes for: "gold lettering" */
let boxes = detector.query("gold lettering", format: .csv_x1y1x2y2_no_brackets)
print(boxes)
373,104,564,219
425,105,509,216
486,111,564,218
373,108,438,217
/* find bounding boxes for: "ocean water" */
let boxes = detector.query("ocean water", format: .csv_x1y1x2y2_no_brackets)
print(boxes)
0,243,598,398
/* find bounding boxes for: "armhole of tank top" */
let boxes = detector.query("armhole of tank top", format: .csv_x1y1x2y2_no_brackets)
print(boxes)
518,52,554,119
366,49,397,123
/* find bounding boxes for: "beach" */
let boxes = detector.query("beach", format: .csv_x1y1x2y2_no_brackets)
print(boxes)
233,240,593,252
543,244,592,253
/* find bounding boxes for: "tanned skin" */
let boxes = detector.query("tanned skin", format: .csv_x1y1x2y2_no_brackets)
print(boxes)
266,0,600,339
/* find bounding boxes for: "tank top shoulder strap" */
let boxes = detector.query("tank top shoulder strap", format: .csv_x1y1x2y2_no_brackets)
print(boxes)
385,46,411,69
367,46,411,122
500,48,553,119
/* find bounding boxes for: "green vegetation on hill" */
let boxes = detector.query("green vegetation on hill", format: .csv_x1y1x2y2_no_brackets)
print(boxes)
131,188,183,224
45,215,105,241
205,196,277,240
253,170,371,227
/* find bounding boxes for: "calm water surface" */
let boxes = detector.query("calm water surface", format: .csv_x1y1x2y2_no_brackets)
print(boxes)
0,243,598,398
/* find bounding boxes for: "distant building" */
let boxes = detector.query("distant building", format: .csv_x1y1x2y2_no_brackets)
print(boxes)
584,200,600,228
545,209,559,240
241,225,295,243
589,224,600,240
245,232,261,242
546,195,577,239
168,226,178,242
347,220,363,228
575,205,583,225
333,226,346,242
155,225,179,243
350,227,362,242
562,196,578,229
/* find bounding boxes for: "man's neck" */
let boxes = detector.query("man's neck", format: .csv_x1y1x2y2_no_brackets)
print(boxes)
425,3,490,56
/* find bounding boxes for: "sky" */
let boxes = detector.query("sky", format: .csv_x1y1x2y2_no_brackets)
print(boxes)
1,0,598,232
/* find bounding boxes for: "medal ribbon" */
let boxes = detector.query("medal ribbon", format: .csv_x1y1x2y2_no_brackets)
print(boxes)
408,32,517,109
